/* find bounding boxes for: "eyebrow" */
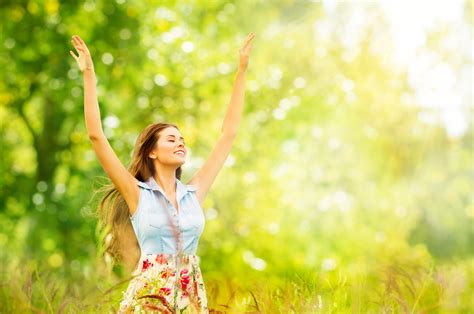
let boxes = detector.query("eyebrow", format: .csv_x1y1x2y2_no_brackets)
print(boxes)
167,135,185,140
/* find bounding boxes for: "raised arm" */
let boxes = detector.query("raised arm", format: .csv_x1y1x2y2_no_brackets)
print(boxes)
70,35,139,214
188,32,255,207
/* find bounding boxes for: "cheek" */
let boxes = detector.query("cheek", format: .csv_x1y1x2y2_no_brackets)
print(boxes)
161,142,176,152
155,144,170,157
161,143,180,155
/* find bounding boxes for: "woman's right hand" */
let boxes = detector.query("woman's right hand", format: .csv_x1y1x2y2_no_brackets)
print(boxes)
70,35,94,73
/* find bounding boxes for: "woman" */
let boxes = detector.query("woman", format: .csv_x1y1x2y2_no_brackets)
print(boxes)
70,32,255,313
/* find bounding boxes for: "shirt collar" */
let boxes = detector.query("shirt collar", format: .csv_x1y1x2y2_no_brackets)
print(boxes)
136,175,197,202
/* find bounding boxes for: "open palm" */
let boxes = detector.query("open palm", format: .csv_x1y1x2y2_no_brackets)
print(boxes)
70,35,94,72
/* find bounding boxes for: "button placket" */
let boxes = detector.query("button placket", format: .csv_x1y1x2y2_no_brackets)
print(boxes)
166,198,182,250
164,198,179,217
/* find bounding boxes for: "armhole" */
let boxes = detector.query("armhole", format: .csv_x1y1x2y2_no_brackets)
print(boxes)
130,186,144,220
190,189,204,215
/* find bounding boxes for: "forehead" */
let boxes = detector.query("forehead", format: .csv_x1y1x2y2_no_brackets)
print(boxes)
160,127,182,137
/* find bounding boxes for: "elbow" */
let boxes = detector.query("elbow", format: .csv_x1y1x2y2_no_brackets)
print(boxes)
88,133,102,141
87,127,105,141
222,130,237,138
221,126,237,137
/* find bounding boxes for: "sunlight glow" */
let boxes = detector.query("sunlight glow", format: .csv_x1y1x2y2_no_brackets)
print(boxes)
379,0,470,138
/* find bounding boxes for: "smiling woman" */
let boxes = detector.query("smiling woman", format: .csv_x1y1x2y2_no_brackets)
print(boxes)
166,134,187,157
69,31,255,312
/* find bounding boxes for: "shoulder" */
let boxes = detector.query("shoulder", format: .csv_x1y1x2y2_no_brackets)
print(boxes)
183,178,198,192
185,183,198,192
136,179,152,190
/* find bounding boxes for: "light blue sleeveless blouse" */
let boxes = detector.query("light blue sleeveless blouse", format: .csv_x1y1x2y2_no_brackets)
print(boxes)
130,176,205,255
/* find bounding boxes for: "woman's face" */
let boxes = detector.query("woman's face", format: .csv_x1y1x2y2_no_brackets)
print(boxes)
151,127,187,166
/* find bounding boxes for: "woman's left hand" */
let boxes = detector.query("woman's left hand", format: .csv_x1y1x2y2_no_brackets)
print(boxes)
239,32,255,71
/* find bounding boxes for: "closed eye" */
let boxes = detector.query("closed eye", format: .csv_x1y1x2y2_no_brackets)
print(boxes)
168,139,185,145
167,135,185,144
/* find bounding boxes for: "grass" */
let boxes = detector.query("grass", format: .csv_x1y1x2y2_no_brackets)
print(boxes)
0,254,472,313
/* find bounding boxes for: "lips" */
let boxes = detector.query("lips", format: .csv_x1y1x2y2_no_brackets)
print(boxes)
174,150,185,156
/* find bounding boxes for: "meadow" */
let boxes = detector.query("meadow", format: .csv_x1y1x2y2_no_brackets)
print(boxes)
0,1,472,313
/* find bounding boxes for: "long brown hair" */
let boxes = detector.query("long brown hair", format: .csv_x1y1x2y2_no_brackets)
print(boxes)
96,123,182,271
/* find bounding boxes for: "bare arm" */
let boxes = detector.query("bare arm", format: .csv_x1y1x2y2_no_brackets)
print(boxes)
70,35,139,214
188,32,255,206
69,35,105,139
220,69,247,135
82,67,101,139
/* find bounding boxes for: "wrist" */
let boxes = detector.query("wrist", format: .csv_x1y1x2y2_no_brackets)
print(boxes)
237,66,247,74
82,68,95,76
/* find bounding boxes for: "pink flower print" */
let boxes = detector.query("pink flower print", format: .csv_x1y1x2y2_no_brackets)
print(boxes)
180,268,190,281
142,259,153,272
180,268,190,291
159,287,172,296
155,254,167,265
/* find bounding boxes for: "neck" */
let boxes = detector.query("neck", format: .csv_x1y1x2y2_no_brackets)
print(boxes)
153,164,178,195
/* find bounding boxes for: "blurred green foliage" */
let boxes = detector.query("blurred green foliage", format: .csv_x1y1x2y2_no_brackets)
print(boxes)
0,0,472,312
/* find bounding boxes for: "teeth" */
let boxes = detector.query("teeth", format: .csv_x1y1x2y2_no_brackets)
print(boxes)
175,151,184,156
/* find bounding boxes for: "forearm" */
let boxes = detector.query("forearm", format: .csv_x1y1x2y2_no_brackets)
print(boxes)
82,69,104,139
221,68,247,135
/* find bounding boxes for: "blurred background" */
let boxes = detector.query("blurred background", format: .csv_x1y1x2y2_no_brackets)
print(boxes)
0,0,472,312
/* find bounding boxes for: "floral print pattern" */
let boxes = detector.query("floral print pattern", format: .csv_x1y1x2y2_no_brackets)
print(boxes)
119,253,208,313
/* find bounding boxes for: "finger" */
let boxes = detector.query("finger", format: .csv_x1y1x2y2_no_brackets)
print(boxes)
73,47,85,56
71,39,81,51
75,35,85,44
243,35,255,48
242,41,253,51
72,34,82,43
71,40,78,49
71,42,83,52
76,38,90,54
242,33,253,43
75,35,86,47
71,38,83,49
69,50,78,60
72,36,86,51
72,36,81,47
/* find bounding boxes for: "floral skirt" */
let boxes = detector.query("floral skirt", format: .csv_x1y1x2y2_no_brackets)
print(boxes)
119,253,209,313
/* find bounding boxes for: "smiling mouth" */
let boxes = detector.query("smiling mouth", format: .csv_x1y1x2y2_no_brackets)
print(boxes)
174,151,185,156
